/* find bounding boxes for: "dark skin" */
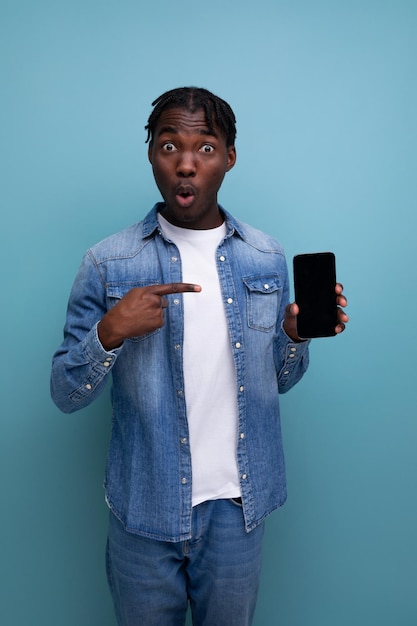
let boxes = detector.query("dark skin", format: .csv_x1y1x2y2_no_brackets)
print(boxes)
98,107,348,350
285,285,348,342
98,282,202,350
148,107,236,229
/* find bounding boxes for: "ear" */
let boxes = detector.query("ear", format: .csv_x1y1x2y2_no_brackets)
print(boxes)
148,142,153,164
226,146,236,172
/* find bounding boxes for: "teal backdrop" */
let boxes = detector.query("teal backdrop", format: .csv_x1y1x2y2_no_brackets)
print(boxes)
2,1,416,624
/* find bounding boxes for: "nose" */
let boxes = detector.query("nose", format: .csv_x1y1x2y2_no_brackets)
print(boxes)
176,151,196,177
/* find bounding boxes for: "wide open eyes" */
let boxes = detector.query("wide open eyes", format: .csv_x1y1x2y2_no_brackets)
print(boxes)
200,144,215,153
162,142,177,152
161,142,215,154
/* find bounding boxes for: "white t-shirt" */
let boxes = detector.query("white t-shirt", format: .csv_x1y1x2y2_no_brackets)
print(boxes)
158,213,241,506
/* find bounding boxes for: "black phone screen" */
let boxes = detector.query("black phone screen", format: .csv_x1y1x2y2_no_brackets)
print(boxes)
293,252,337,338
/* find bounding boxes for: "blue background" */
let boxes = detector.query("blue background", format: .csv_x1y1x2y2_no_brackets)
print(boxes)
1,1,416,624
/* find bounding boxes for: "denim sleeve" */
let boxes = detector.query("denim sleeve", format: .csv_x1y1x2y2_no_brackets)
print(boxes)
273,260,310,393
50,251,122,413
275,322,310,393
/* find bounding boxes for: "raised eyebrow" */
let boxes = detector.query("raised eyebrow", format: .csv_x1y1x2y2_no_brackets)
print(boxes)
156,126,218,139
157,125,178,137
198,128,218,139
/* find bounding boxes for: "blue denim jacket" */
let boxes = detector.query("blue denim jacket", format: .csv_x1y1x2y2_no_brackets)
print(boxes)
51,204,309,541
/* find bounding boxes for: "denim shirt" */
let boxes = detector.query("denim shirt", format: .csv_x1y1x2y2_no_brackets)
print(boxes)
51,204,310,541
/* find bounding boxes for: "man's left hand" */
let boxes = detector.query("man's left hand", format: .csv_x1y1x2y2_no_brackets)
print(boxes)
283,283,349,342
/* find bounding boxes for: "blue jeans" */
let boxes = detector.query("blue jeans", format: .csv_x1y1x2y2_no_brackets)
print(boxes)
106,499,265,625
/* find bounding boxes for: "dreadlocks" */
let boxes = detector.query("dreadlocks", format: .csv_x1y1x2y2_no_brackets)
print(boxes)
145,87,237,147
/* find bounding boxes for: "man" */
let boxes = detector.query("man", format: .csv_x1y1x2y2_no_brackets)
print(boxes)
51,87,348,626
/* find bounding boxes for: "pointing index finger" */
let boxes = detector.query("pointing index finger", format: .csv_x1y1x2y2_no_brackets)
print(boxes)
152,283,202,296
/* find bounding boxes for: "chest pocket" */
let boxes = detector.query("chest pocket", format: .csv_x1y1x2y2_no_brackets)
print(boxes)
106,279,161,343
243,275,282,332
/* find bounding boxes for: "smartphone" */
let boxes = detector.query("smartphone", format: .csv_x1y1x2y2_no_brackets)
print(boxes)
293,252,337,339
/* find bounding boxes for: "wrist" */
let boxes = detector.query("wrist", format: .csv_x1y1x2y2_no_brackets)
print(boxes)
97,317,123,351
282,321,305,343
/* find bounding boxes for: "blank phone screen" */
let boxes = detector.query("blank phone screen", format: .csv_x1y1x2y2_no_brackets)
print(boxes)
293,252,337,338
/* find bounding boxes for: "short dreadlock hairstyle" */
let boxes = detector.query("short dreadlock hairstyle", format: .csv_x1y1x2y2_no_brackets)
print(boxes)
145,87,236,147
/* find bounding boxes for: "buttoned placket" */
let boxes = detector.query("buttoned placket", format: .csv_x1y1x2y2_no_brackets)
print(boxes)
216,243,253,517
165,239,193,538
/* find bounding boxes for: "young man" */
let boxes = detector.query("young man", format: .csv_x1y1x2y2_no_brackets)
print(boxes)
51,87,348,626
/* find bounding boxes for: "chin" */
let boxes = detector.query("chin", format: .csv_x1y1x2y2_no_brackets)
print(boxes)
164,207,200,226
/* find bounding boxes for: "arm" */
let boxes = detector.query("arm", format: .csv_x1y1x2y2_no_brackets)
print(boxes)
50,251,120,413
276,282,349,394
50,251,201,413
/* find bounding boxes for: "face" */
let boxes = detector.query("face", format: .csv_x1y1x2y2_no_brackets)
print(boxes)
148,107,236,229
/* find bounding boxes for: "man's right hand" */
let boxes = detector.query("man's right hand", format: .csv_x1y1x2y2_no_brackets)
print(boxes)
98,283,202,351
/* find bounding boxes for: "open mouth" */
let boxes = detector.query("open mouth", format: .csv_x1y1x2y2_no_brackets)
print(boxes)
175,186,195,208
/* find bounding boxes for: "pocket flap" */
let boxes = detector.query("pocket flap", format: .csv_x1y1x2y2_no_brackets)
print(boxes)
106,280,160,300
242,275,281,294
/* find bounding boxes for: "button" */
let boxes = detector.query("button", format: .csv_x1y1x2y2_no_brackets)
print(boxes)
235,342,241,349
284,370,289,375
173,299,179,305
239,385,244,392
227,298,233,304
289,354,295,358
219,255,226,262
105,357,112,361
103,362,110,367
181,477,187,484
264,283,270,289
290,347,297,352
241,474,247,480
174,344,181,350
171,256,178,262
181,437,187,444
177,390,183,396
240,433,245,439
85,384,92,390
